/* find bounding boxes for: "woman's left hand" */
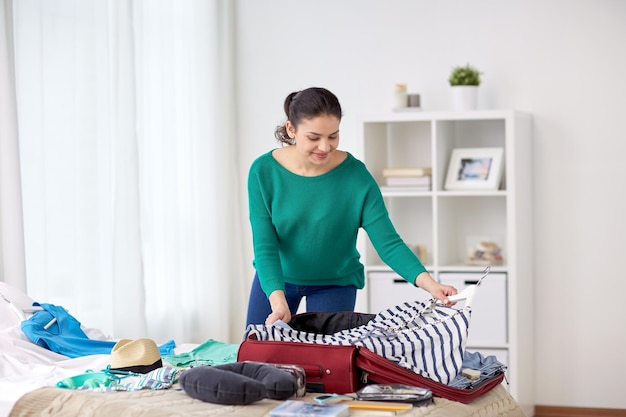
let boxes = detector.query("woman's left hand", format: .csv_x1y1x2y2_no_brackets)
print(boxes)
429,283,458,306
414,271,458,306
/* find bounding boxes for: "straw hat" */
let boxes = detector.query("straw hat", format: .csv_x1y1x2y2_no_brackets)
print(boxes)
109,338,162,374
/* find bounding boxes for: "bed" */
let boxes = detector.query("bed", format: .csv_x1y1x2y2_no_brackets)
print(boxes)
8,384,524,417
0,282,527,417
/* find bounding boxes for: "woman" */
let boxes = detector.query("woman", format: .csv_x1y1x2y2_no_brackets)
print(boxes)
246,87,456,326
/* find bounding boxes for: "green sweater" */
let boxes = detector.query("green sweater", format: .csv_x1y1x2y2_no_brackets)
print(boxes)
248,150,427,296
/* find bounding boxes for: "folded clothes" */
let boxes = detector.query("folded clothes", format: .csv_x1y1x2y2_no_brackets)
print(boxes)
56,366,180,391
162,338,239,367
447,351,507,389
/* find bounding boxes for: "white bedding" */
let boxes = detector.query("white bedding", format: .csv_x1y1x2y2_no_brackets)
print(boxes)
0,326,108,416
0,328,200,417
0,282,196,416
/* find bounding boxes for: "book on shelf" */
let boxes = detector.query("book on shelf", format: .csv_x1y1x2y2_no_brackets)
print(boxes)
270,400,349,417
385,176,431,186
380,185,431,193
382,167,432,177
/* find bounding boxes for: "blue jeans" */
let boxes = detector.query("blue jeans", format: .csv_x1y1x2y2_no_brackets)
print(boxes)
245,272,357,327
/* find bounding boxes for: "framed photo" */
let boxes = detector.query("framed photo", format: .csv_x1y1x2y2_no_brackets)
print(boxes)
444,147,504,190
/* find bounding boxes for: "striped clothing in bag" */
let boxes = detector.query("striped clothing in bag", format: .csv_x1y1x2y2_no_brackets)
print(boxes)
244,299,471,385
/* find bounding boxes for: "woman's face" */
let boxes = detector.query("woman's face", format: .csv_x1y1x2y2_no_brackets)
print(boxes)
287,114,340,166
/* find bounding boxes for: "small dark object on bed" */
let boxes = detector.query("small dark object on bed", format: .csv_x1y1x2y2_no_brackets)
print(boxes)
179,361,298,405
356,384,433,407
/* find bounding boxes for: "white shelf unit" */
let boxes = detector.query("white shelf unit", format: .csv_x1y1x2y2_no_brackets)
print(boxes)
356,110,533,414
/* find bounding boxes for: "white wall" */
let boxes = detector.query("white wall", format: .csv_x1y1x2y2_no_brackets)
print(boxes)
234,0,626,410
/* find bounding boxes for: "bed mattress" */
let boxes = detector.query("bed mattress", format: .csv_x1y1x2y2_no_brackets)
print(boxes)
8,384,526,417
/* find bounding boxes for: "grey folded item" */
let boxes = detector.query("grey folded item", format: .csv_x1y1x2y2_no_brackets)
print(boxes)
179,361,298,405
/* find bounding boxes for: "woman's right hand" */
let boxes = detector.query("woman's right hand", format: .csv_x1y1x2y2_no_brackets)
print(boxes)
266,290,292,325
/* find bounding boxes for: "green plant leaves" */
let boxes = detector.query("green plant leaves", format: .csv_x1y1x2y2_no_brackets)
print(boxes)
449,64,482,86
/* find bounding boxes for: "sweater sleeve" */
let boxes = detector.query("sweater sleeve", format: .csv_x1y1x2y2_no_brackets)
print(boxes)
361,185,427,284
247,159,285,296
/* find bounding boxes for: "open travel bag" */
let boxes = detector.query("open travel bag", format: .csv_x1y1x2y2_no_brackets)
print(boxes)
238,269,507,404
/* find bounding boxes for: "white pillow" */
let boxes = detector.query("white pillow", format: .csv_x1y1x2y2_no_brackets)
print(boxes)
0,282,36,330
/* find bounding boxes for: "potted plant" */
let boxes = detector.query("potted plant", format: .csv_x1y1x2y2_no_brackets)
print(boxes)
449,64,482,110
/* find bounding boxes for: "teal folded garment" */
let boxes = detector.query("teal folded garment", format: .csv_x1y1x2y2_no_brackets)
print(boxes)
163,338,239,367
57,371,114,389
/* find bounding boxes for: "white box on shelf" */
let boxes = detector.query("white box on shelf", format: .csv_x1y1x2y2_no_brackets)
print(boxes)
439,272,507,346
367,271,431,313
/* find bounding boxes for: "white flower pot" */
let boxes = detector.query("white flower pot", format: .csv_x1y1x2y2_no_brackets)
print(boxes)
451,86,478,111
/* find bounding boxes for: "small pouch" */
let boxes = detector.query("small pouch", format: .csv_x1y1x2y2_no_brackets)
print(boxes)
356,384,433,406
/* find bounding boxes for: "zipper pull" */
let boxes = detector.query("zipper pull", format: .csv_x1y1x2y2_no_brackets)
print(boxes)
361,371,369,384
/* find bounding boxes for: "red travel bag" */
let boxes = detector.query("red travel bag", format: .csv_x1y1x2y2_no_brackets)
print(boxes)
237,311,506,403
237,334,361,394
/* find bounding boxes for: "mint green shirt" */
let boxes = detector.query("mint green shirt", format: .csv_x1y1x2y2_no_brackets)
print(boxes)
248,151,427,297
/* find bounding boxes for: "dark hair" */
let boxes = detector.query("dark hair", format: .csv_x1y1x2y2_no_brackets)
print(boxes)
274,87,343,145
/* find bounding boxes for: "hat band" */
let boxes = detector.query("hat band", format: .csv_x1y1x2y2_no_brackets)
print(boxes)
110,358,163,374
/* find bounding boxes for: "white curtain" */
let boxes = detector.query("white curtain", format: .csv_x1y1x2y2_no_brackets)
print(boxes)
0,0,27,292
10,0,247,344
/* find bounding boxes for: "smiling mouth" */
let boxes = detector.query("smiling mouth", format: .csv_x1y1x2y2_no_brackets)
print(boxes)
313,153,329,159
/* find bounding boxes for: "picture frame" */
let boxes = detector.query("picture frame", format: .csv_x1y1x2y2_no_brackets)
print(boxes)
444,147,504,190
